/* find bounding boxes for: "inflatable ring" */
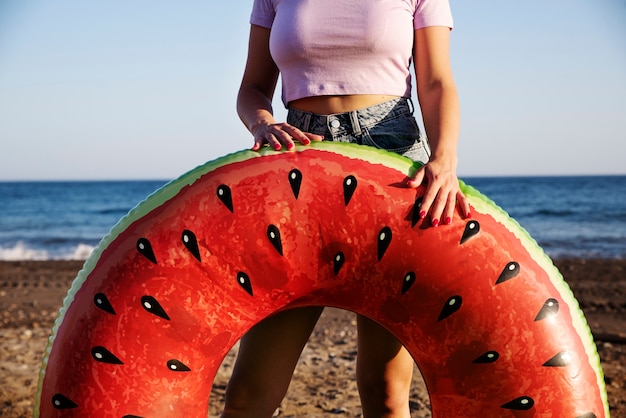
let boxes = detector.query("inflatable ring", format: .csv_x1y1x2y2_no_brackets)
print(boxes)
35,142,608,417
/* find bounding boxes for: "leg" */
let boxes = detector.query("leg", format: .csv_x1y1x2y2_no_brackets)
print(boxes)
221,306,324,418
356,315,413,418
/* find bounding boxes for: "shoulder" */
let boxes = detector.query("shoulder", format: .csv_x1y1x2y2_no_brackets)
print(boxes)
251,0,277,28
413,0,454,30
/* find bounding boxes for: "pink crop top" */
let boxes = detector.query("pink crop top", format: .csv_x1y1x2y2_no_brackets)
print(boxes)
250,0,453,106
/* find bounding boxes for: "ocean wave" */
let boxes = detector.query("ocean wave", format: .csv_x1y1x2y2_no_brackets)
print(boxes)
96,208,130,216
0,242,94,261
527,209,578,218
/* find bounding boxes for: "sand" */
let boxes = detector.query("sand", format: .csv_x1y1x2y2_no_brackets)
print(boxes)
1,259,624,417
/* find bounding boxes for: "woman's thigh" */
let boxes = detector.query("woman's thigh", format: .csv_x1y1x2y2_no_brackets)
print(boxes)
226,307,324,400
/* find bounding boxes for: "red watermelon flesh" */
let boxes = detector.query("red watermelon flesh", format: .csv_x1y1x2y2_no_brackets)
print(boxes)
35,142,608,417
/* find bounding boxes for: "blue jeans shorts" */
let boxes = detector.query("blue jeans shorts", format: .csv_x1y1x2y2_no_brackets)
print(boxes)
286,97,431,164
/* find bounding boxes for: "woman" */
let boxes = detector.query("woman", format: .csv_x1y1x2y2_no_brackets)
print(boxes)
222,1,470,417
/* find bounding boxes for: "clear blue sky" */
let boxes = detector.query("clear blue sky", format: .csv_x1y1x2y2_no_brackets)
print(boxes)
0,0,624,180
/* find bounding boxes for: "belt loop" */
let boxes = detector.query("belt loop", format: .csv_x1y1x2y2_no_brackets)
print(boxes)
349,110,361,136
302,112,312,132
407,98,415,114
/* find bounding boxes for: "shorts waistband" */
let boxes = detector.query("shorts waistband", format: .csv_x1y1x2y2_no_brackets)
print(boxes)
287,97,413,137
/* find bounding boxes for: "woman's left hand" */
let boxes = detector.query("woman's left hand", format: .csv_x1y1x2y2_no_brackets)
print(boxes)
406,157,471,226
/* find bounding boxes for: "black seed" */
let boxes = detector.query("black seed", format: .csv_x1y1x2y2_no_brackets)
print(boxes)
377,226,392,261
94,293,115,315
576,413,597,418
122,415,145,418
141,295,170,320
534,298,559,321
472,351,500,364
237,272,253,296
217,184,234,212
136,238,157,264
91,346,124,364
460,220,480,244
401,272,416,295
267,225,283,256
501,396,534,411
543,351,571,367
411,196,424,227
182,229,201,261
343,175,357,206
288,169,303,199
167,359,191,372
495,261,520,284
437,295,462,321
52,394,78,409
333,252,345,276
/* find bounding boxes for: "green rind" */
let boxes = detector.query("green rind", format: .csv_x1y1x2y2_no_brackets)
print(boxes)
34,142,608,416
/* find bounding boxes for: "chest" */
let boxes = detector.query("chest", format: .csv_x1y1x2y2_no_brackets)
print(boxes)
269,0,416,61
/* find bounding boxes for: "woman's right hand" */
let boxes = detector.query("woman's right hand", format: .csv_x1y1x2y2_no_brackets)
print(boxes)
251,122,324,151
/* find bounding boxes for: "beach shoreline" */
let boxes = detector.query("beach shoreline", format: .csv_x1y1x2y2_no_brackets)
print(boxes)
1,259,624,416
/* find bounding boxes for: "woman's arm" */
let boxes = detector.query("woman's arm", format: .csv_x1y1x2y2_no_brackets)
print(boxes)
410,26,471,225
237,24,321,151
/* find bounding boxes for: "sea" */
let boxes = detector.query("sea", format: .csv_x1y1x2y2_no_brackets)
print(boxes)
0,176,625,261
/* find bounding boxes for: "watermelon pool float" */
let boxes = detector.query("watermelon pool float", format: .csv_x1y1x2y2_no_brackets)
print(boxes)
35,142,609,417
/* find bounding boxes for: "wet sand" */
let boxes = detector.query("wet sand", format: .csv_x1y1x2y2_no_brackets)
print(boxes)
1,259,624,417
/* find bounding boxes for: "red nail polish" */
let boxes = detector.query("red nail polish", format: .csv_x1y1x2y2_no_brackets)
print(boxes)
444,216,451,225
466,211,472,219
432,219,439,227
419,211,426,219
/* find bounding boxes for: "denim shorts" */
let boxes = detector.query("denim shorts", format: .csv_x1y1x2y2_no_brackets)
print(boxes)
287,97,431,164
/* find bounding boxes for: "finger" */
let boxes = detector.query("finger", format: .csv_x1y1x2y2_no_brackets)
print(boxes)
265,133,282,151
252,136,266,151
267,129,293,150
456,191,472,218
275,125,305,147
287,127,314,145
428,190,449,227
284,127,324,146
305,132,325,142
442,192,457,225
418,185,437,223
406,167,426,188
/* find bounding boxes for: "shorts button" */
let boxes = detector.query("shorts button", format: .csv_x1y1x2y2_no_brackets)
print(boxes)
330,119,341,128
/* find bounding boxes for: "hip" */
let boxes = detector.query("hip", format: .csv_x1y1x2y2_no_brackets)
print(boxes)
287,97,430,164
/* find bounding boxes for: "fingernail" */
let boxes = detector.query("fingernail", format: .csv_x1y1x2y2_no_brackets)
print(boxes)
466,211,472,219
432,219,439,227
444,216,451,225
273,144,281,150
419,211,426,219
303,139,311,145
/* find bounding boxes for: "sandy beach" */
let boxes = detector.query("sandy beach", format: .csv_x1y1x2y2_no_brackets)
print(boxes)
1,259,624,417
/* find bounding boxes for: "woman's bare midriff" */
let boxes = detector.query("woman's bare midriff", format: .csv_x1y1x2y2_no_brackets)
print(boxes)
288,94,400,115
